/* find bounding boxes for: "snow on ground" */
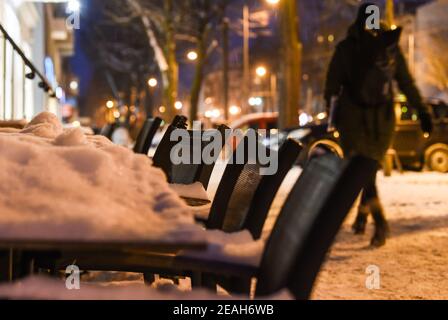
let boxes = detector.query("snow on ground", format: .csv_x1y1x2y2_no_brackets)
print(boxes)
311,170,448,300
0,112,202,243
209,166,448,300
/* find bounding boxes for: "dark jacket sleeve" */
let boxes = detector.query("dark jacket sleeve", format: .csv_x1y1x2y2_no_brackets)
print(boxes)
394,48,430,115
324,44,346,111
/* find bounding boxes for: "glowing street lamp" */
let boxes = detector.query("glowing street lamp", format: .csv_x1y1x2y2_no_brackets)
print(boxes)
187,51,198,61
174,101,183,110
148,78,158,88
106,100,114,109
256,66,267,77
266,0,280,4
69,80,78,91
229,105,241,116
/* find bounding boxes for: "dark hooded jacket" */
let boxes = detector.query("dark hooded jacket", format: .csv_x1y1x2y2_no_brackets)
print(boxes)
324,16,430,161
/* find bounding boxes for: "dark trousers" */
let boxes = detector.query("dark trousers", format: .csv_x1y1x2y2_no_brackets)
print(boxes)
360,165,379,205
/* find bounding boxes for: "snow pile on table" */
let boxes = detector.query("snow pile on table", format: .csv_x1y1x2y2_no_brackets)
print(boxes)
0,276,293,300
0,112,203,242
182,230,265,266
169,182,210,201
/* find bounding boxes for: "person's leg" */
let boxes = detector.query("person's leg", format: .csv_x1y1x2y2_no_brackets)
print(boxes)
352,189,370,234
352,168,378,234
367,174,390,247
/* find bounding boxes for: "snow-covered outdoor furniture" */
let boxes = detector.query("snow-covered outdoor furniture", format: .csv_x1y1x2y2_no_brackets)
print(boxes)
53,154,376,299
152,117,228,189
0,275,293,300
0,112,208,282
46,134,298,282
133,117,162,155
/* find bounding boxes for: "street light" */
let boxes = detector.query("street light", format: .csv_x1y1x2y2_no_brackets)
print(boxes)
187,51,198,61
256,66,267,77
148,78,158,88
174,101,183,110
229,105,241,116
69,80,78,91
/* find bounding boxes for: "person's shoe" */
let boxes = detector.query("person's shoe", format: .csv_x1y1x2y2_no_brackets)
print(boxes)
352,205,369,235
369,199,390,247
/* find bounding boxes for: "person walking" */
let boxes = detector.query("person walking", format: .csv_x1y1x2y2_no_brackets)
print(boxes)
324,3,433,247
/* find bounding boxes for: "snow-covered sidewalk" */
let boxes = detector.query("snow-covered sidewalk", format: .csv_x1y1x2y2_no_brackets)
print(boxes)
311,171,448,299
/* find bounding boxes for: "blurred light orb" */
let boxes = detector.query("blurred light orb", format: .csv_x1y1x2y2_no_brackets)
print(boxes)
55,87,64,99
187,51,198,61
299,113,310,126
256,66,267,77
174,101,183,110
328,34,335,42
113,111,121,118
229,105,241,116
69,80,78,91
159,106,166,113
248,97,263,107
317,112,327,120
266,0,280,4
106,100,114,109
72,120,81,127
148,78,158,88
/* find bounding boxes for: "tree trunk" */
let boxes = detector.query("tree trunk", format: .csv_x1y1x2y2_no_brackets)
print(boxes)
222,18,230,122
127,0,177,122
385,0,395,28
163,0,178,122
278,0,301,129
189,36,206,125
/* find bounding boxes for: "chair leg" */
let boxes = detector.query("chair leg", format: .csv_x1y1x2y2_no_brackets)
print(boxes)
0,249,13,282
143,273,156,285
190,272,203,288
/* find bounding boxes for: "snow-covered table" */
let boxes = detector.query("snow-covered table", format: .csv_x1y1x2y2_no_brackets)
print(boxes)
0,113,209,281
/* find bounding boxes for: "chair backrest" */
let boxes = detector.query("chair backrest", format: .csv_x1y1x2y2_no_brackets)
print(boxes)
153,119,228,188
243,139,302,239
152,115,188,177
255,154,377,299
133,117,162,154
170,125,228,188
99,123,117,140
206,135,301,233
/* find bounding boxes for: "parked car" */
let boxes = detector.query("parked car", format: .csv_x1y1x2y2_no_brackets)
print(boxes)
289,99,448,172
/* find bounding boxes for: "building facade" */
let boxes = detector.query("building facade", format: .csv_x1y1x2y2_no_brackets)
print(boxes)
0,0,75,121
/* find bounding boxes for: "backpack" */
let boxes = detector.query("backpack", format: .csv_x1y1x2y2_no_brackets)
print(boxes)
352,28,402,107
